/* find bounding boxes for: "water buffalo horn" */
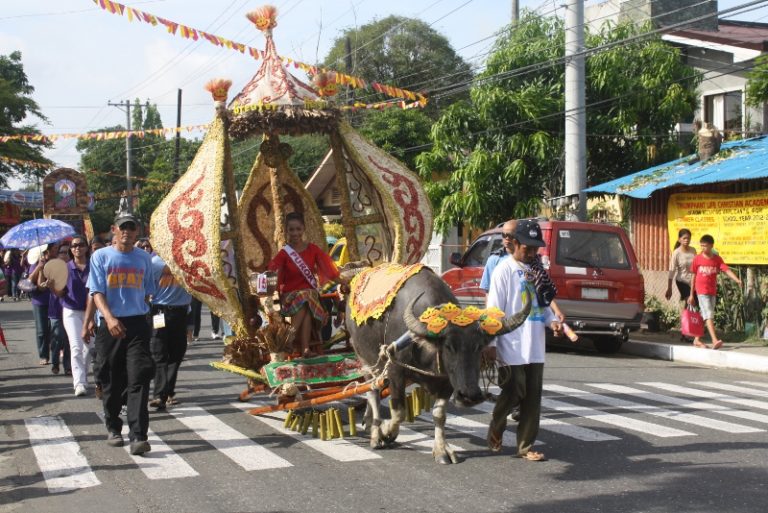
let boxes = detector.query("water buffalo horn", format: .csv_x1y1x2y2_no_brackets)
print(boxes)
403,293,430,338
495,296,532,336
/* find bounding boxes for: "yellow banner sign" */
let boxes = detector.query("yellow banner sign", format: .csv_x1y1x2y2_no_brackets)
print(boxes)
667,190,768,265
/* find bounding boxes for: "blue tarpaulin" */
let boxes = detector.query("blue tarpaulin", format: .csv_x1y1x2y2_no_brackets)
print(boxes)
584,136,768,198
0,190,43,209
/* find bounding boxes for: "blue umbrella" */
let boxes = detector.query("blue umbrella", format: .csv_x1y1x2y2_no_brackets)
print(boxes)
0,219,76,250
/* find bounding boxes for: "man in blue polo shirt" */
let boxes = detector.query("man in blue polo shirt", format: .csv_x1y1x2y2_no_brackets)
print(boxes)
148,254,192,411
88,211,156,456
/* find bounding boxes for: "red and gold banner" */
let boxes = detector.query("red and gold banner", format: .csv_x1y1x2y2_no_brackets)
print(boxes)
91,0,428,105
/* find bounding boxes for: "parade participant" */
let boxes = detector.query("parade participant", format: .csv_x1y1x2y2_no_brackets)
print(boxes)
486,219,561,462
665,228,697,303
2,249,23,301
148,254,192,410
47,235,91,396
267,212,346,358
188,298,202,342
135,238,153,255
48,274,71,376
88,212,155,455
28,245,52,365
90,236,106,253
688,234,741,350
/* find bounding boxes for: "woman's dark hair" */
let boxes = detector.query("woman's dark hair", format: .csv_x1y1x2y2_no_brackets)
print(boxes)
285,212,305,226
673,228,692,250
700,234,715,245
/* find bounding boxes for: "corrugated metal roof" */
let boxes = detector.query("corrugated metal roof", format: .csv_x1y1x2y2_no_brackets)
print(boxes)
585,136,768,198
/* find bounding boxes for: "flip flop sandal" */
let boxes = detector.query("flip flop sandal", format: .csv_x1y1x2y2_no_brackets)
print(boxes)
518,451,547,462
712,340,724,350
693,340,709,348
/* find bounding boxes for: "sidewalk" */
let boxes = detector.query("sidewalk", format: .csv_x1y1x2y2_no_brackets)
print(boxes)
623,331,768,374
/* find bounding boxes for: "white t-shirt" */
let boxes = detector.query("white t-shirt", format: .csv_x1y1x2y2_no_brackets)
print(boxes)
486,256,556,365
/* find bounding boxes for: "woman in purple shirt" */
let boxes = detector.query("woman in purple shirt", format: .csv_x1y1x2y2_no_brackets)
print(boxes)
49,235,91,396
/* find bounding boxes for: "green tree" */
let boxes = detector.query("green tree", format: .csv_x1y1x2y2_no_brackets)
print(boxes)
323,15,472,109
417,14,700,233
746,54,768,108
323,16,473,173
0,51,53,188
358,108,432,170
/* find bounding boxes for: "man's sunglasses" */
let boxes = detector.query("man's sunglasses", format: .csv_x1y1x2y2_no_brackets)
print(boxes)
118,222,137,231
502,232,516,240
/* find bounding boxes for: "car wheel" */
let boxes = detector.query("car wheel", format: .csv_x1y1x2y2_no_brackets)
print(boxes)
592,336,624,354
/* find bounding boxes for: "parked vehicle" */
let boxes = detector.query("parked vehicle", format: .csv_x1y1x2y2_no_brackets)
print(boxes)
441,220,645,353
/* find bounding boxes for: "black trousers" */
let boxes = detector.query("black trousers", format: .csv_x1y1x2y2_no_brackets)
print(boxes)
189,298,202,337
490,363,544,456
151,305,189,401
95,315,154,442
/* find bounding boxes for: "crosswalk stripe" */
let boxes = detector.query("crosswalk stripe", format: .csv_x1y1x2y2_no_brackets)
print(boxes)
541,396,694,437
692,381,768,398
231,402,382,462
546,384,758,434
641,382,768,412
96,412,198,479
584,384,764,433
738,381,768,390
170,406,292,470
24,416,100,493
472,396,619,442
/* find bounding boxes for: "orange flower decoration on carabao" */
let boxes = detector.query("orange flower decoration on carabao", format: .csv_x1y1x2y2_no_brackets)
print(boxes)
426,316,449,335
461,305,484,321
479,317,503,335
439,303,461,320
484,307,505,320
418,307,440,323
451,314,475,327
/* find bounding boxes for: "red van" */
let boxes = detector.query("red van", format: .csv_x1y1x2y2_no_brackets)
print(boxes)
441,220,644,353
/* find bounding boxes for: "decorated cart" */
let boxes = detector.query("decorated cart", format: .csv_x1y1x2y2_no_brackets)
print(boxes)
148,5,434,430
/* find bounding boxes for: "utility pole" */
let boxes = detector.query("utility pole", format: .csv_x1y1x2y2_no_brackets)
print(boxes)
564,0,586,221
173,88,183,179
107,99,134,213
511,0,519,26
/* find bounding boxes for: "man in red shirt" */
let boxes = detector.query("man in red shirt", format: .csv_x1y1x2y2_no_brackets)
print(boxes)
687,234,741,349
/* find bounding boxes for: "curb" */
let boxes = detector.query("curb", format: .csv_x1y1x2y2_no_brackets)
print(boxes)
622,339,768,374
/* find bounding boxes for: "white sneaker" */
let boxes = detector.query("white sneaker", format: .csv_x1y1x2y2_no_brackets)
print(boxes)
211,331,219,340
74,384,87,397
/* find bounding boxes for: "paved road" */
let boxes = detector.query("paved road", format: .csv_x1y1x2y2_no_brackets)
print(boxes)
2,301,768,513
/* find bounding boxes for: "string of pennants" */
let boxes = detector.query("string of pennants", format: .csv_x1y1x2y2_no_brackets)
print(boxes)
92,0,428,105
0,155,54,169
0,124,210,144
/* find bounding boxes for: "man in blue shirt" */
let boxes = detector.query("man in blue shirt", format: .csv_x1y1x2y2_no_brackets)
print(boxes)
148,254,192,411
88,212,156,456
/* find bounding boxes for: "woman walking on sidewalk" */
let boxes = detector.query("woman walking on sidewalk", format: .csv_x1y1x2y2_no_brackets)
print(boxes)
665,228,697,341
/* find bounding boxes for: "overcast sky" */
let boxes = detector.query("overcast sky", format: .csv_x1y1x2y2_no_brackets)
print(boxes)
1,0,765,189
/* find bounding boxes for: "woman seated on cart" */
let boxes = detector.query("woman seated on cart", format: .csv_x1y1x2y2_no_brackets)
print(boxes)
268,212,348,358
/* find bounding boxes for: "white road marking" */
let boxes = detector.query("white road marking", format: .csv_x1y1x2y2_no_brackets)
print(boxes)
641,382,768,411
24,416,100,493
541,395,694,437
693,381,768,398
590,383,768,427
170,406,292,470
737,381,768,390
473,394,619,442
97,412,198,479
231,402,381,462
